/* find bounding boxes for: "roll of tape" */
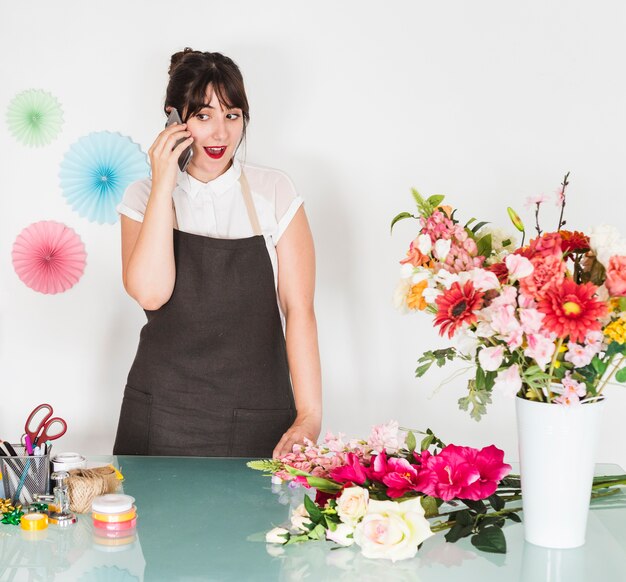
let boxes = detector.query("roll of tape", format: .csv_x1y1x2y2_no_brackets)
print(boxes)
91,494,135,514
92,506,137,523
93,516,137,531
52,453,86,472
20,513,48,531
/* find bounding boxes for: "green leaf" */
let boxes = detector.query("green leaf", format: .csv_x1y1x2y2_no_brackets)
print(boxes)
591,356,608,376
501,238,512,247
304,495,322,522
458,383,492,421
606,341,626,358
445,522,474,543
471,526,507,554
306,477,342,493
285,534,309,545
420,434,434,451
476,234,493,258
455,510,473,527
420,496,440,517
246,459,283,474
471,221,490,234
620,297,626,312
308,523,326,540
426,194,445,208
390,211,415,234
462,500,487,514
615,368,626,383
506,513,522,523
406,431,417,453
488,494,505,512
285,466,313,477
477,516,505,530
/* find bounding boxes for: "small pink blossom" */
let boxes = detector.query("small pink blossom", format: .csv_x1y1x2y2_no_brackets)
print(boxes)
367,421,400,453
494,364,522,397
503,327,524,349
560,372,587,397
605,256,626,297
490,304,522,336
324,431,347,453
505,254,534,280
462,268,500,292
524,333,556,370
525,193,548,209
478,345,505,372
518,308,545,335
564,342,595,368
554,392,581,406
490,286,518,308
584,330,605,351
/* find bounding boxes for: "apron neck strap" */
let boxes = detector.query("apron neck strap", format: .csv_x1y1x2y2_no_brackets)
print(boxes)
239,171,262,236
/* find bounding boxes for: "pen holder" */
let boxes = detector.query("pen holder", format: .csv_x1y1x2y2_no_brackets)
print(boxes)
0,445,50,505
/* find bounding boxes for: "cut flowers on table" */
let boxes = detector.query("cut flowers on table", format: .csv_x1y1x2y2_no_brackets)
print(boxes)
392,173,626,419
250,421,626,560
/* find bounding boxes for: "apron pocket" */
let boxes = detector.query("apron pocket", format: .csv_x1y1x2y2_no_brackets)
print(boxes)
230,408,296,458
113,386,153,455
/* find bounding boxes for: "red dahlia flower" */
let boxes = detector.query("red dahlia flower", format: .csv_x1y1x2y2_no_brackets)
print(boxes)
537,279,607,343
434,281,484,338
559,230,590,254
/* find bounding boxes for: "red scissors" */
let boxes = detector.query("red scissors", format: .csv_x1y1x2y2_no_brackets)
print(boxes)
23,403,67,447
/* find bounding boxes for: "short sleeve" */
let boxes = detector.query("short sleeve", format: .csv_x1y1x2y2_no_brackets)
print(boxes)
116,179,152,222
274,171,304,241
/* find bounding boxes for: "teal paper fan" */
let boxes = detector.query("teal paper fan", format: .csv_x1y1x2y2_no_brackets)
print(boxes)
59,132,150,224
6,89,64,147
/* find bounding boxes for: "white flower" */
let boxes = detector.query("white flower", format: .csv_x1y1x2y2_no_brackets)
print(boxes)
433,239,452,261
589,225,626,267
434,269,459,289
290,503,312,532
336,486,369,527
422,286,442,304
326,522,355,546
393,279,411,312
399,263,415,279
478,345,505,372
460,268,500,291
416,234,432,255
411,267,431,285
453,327,480,357
353,498,433,562
494,364,522,398
265,526,290,544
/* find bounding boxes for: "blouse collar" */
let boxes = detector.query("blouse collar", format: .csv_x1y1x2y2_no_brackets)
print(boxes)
177,158,242,199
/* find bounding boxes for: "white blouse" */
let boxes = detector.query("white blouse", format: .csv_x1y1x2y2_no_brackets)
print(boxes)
116,158,304,303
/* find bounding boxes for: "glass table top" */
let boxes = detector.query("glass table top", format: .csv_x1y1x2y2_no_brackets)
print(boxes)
0,458,624,581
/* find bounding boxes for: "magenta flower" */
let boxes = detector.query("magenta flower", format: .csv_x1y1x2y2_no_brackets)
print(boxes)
330,452,368,485
381,458,423,499
446,444,512,501
418,448,480,501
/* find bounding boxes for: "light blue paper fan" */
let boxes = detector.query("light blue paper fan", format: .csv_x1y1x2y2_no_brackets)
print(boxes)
59,131,150,224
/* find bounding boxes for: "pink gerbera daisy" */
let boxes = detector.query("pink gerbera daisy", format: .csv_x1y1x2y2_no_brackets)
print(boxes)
537,279,607,342
434,281,484,338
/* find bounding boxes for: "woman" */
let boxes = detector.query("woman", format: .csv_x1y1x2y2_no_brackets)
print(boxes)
113,48,321,458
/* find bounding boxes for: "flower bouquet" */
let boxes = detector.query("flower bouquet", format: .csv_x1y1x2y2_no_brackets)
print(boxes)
392,173,626,419
251,422,518,559
391,173,626,547
250,421,625,559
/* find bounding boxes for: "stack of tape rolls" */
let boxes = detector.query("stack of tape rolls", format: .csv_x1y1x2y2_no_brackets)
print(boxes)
91,494,137,550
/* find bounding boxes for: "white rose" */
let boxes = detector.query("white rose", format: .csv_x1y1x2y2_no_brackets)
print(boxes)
265,526,290,544
326,522,355,547
290,503,312,532
354,498,433,562
589,224,626,266
336,486,369,527
434,239,452,261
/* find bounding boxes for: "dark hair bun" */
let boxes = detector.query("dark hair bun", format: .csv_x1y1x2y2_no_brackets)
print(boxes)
169,47,201,76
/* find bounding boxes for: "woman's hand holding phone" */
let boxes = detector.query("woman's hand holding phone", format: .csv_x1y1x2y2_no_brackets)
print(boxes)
147,120,194,195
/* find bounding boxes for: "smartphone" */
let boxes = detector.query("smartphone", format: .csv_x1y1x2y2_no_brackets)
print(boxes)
165,108,194,172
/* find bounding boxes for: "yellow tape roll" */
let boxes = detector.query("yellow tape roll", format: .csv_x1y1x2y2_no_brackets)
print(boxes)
92,506,137,523
20,513,48,531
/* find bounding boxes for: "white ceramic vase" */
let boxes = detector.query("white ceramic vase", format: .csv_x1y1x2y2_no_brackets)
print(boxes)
515,394,605,549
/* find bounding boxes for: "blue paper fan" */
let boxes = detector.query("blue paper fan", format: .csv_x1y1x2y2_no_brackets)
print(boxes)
59,131,150,224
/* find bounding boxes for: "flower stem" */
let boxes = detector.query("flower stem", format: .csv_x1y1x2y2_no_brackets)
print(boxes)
546,338,564,401
597,354,626,397
557,172,570,231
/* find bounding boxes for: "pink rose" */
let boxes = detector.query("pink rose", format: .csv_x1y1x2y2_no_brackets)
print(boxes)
605,256,626,296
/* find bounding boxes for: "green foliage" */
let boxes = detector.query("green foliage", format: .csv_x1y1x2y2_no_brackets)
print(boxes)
415,348,458,377
458,377,493,421
390,211,417,234
476,234,493,258
246,459,283,475
405,431,417,454
411,189,447,218
615,367,626,383
471,527,507,554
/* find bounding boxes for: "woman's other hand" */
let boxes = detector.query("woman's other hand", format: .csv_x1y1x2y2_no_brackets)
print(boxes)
272,413,321,459
147,122,193,194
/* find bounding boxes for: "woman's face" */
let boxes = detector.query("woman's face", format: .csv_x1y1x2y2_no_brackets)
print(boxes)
185,84,244,180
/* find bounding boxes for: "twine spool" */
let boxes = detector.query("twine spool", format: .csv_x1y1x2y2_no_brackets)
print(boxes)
67,466,121,514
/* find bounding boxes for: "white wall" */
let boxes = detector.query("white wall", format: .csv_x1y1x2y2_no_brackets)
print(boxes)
2,0,626,469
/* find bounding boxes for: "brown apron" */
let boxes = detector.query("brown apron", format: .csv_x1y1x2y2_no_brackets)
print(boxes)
113,173,296,457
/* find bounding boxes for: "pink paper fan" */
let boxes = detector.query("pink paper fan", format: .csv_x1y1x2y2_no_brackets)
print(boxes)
12,221,87,294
